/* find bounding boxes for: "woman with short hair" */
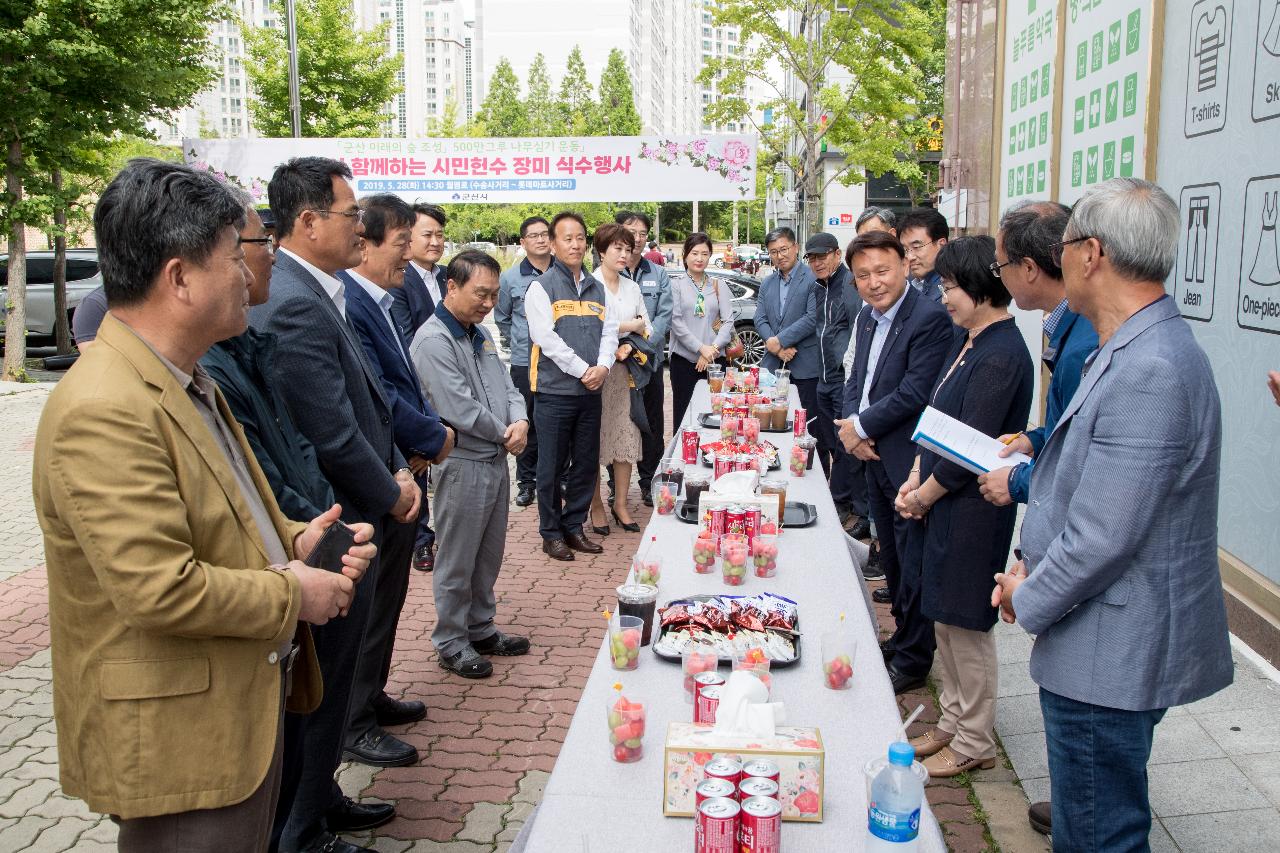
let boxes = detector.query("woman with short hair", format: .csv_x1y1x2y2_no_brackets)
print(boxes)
668,232,734,428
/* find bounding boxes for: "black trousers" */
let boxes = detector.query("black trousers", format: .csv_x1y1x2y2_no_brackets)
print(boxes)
867,459,934,678
533,392,602,540
793,377,828,478
637,364,666,489
817,379,868,517
669,354,703,431
275,524,382,850
345,516,415,744
413,475,434,551
510,365,538,490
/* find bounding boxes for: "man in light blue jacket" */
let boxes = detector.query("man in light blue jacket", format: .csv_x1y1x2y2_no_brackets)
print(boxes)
993,179,1232,852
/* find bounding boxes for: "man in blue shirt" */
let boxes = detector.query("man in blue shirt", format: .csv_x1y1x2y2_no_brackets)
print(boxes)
898,208,950,302
979,202,1099,508
496,216,553,507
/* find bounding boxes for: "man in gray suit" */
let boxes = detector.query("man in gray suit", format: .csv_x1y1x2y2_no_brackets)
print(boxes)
254,157,420,853
993,178,1232,852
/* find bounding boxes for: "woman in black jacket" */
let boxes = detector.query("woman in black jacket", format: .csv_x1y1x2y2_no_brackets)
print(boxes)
893,236,1033,779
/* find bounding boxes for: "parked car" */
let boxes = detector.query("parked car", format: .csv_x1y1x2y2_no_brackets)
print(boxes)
0,250,101,342
667,266,766,367
463,241,499,254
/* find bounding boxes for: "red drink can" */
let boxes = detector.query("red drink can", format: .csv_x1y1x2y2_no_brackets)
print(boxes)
696,777,737,807
713,453,732,481
725,505,747,536
738,776,779,802
741,758,781,785
738,796,782,852
703,755,742,788
793,406,808,437
749,366,760,384
694,684,723,724
744,507,761,545
682,427,700,464
695,797,740,853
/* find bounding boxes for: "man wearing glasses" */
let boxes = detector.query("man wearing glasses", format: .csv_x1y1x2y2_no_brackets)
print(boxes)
898,208,950,301
496,215,554,508
253,157,421,853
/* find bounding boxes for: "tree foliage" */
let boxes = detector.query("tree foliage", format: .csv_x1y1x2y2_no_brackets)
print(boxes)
700,0,933,235
476,58,527,137
556,47,597,136
1,0,220,376
524,53,562,136
595,49,642,136
243,0,402,137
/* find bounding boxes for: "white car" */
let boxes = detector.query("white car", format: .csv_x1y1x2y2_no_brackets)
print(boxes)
0,250,102,341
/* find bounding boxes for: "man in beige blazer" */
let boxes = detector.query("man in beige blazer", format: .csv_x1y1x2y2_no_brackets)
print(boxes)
32,158,376,853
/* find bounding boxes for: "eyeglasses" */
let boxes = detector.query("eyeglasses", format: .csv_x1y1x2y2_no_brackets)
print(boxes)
766,244,795,257
988,259,1014,278
310,207,365,224
904,239,938,255
239,236,275,256
523,230,550,241
940,281,963,294
1049,235,1101,266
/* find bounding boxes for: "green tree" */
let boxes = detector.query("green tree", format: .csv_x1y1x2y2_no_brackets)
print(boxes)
475,58,527,137
243,0,401,137
897,0,947,204
1,0,219,378
525,53,563,136
595,49,642,136
556,46,597,135
701,0,932,237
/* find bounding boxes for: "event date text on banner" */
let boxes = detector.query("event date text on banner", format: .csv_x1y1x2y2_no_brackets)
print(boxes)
184,136,757,203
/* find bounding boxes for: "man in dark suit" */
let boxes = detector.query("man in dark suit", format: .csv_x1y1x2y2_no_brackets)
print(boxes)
253,157,421,853
836,230,954,695
339,194,454,767
389,203,449,570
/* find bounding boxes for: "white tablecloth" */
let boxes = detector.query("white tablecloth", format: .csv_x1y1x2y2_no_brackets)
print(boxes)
517,380,945,852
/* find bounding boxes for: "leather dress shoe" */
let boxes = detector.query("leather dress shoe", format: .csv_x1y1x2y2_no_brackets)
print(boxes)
847,517,872,540
439,645,493,678
297,830,374,852
543,538,574,561
412,544,434,572
565,532,603,554
1028,801,1052,835
472,630,531,656
836,505,853,527
343,727,418,767
372,694,426,727
642,491,654,507
887,666,928,695
879,639,895,664
515,485,535,507
326,795,395,832
872,587,892,604
862,542,884,581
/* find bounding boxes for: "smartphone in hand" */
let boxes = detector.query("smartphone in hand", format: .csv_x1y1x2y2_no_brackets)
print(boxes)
304,521,358,573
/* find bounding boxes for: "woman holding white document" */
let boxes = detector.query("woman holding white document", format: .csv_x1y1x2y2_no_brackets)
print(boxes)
893,236,1033,778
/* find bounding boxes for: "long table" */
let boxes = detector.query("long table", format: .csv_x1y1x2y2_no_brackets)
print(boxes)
515,381,945,851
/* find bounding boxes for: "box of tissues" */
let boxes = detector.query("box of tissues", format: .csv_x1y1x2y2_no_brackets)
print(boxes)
661,723,825,820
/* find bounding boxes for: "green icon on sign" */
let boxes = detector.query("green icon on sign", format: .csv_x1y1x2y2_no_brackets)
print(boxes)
1102,141,1116,180
1108,21,1122,64
1016,165,1025,196
1076,41,1088,80
1017,121,1026,152
1120,136,1135,177
1039,111,1049,146
1042,63,1051,97
1105,81,1119,123
1123,73,1138,117
1009,126,1017,155
1089,89,1102,128
1011,82,1019,112
1086,145,1099,184
1072,151,1083,187
1037,161,1047,193
1020,78,1028,108
1074,96,1086,133
1030,69,1039,103
1008,168,1016,196
1126,9,1141,55
1091,31,1104,72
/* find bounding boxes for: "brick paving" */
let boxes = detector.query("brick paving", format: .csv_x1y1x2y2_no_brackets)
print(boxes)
0,381,1007,851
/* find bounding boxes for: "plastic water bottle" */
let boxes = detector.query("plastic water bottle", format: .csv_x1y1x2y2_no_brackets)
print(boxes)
866,741,922,851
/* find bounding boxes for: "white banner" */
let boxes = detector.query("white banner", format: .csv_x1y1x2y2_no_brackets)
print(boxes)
183,135,757,203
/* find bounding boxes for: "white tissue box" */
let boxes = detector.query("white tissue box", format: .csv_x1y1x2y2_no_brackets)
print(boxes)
662,723,825,821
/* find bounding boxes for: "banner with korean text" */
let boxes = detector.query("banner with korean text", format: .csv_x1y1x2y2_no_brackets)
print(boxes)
184,135,757,203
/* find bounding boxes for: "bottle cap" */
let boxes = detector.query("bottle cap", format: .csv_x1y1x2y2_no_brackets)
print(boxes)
888,741,915,767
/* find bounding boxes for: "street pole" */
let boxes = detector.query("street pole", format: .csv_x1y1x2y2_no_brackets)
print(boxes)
286,0,302,137
692,200,700,232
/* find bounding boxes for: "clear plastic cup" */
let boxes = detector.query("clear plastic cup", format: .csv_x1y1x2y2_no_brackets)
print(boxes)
720,416,740,444
607,694,646,763
759,478,787,520
682,641,720,703
608,615,643,670
732,648,772,697
720,534,749,586
710,392,725,414
752,533,778,578
616,584,658,646
653,480,677,515
707,365,725,394
693,531,717,574
741,416,761,444
820,628,856,691
632,553,661,586
788,442,809,477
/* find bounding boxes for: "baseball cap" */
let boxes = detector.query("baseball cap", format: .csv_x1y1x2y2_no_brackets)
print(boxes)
803,232,840,256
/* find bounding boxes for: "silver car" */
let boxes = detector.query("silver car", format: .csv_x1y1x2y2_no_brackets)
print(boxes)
0,250,102,341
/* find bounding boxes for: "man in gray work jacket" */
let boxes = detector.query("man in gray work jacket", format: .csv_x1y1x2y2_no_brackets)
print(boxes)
411,250,531,679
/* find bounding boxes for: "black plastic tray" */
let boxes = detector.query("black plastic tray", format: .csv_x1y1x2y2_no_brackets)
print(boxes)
652,594,801,667
699,412,793,433
698,448,782,471
674,500,818,528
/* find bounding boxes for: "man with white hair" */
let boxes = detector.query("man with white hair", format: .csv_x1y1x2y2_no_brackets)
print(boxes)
992,178,1232,851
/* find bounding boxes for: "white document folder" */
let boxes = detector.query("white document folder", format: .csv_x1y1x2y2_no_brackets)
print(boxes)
911,406,1033,475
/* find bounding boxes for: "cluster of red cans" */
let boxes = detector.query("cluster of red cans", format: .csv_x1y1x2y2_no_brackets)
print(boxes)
694,758,783,852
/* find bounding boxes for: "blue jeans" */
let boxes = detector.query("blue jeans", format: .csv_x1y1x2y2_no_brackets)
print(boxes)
1040,687,1166,853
